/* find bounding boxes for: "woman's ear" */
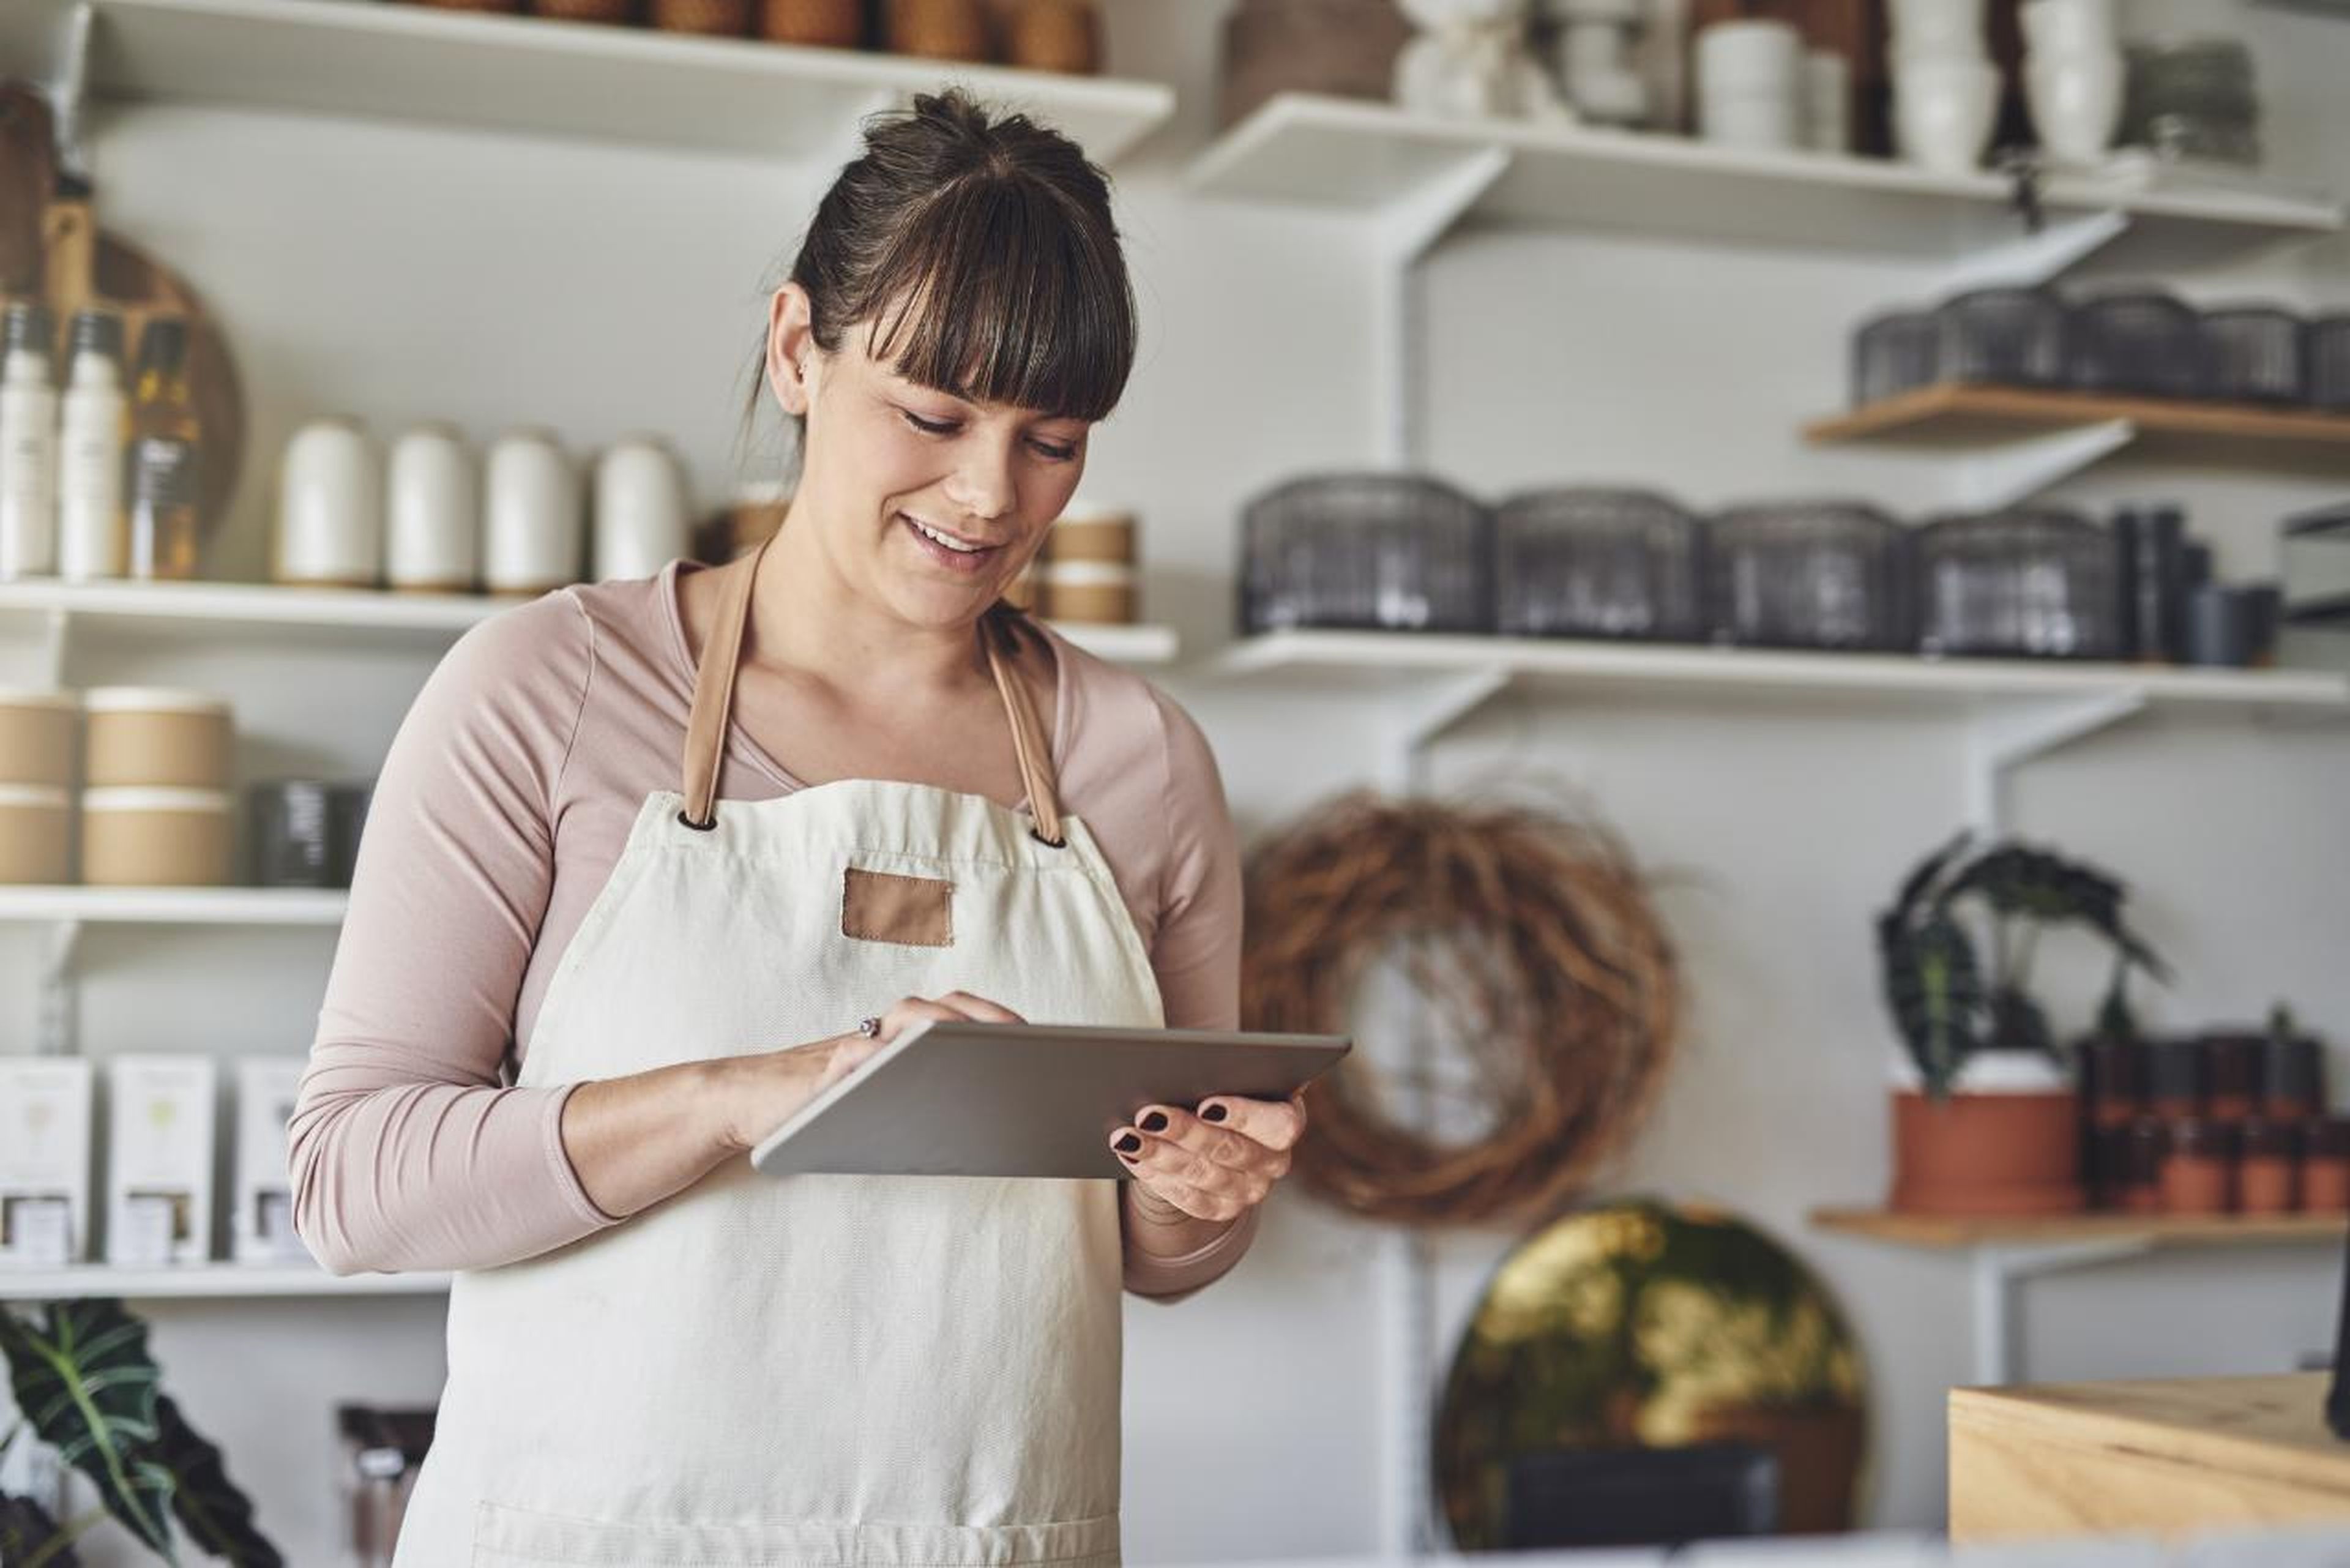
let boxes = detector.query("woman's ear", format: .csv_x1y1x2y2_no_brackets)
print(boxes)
767,282,819,417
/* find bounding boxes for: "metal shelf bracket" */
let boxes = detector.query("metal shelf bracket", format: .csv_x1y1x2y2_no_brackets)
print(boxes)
39,919,81,1057
1931,208,2134,296
1950,417,2138,512
1971,1236,2154,1384
1965,688,2147,832
1373,146,1512,466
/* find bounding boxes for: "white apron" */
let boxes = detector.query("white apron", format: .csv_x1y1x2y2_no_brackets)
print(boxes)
393,536,1166,1567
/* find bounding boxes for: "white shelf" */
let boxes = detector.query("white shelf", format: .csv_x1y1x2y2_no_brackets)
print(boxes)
0,1262,451,1301
0,577,1179,662
1214,628,2350,713
0,886,350,924
1186,94,2344,269
3,0,1173,164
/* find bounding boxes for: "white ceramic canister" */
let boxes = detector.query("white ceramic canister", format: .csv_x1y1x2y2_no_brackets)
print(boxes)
2020,0,2116,56
81,786,233,887
0,689,77,788
2027,51,2123,165
385,423,480,594
483,428,583,596
1696,21,1805,146
81,688,234,791
1807,49,1852,151
1889,0,1988,61
1895,56,2002,173
0,785,71,883
591,435,691,583
275,416,383,588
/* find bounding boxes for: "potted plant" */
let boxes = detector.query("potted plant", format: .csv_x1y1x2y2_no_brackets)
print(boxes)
1874,831,2167,1215
1,1297,281,1566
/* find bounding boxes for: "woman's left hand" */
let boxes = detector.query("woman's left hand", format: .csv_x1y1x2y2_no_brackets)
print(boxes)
1110,1093,1308,1223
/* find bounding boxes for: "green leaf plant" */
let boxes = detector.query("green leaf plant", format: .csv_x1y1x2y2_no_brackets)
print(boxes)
1876,831,2169,1101
0,1299,282,1567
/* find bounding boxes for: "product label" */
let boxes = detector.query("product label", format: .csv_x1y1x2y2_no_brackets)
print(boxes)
130,436,200,510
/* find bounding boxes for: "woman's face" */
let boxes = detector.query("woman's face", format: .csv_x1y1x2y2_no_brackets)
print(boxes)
770,283,1094,630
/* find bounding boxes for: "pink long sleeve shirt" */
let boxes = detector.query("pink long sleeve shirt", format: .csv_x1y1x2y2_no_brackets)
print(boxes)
289,558,1255,1297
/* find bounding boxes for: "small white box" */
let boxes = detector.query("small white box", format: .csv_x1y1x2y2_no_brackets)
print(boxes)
104,1055,217,1267
232,1055,310,1264
0,1058,94,1269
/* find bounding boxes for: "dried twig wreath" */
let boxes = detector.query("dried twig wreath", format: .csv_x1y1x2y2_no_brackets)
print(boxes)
1242,791,1680,1226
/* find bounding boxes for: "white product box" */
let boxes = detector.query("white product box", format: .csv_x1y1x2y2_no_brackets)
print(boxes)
104,1055,217,1267
0,1058,94,1269
232,1055,310,1264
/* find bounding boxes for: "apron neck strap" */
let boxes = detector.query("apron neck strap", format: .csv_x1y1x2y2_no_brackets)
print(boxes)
677,536,1067,845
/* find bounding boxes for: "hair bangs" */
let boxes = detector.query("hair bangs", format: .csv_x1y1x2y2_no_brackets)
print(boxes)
857,170,1135,424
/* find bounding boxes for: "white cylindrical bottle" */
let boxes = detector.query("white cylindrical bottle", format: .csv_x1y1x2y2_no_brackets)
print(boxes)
57,308,129,581
0,300,59,580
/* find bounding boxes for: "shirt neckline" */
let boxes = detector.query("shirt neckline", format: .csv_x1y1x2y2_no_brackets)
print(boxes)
658,556,1070,819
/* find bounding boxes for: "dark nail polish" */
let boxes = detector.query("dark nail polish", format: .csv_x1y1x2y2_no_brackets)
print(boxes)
1140,1111,1168,1133
1202,1103,1228,1123
1115,1133,1142,1154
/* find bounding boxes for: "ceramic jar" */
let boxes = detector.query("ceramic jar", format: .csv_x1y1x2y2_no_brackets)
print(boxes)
483,428,583,597
275,417,383,589
1696,20,1805,149
81,788,234,887
2023,0,2121,165
81,689,233,791
0,785,70,883
1894,56,2001,173
592,436,691,583
0,690,76,788
386,424,480,594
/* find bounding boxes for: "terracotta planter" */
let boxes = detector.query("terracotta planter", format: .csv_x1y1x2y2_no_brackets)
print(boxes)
1890,1088,2083,1214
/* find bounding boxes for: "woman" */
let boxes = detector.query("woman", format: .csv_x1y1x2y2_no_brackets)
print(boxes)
289,91,1301,1566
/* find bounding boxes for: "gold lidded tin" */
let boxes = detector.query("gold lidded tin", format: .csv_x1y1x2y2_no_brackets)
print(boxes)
1038,560,1135,624
81,786,233,887
82,688,233,791
0,689,78,788
0,785,71,883
1046,501,1136,565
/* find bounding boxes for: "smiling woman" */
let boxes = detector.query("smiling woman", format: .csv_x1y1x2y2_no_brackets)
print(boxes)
290,88,1285,1568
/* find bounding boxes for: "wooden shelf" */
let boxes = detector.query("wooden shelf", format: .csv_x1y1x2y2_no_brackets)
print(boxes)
1213,629,2350,715
1811,1206,2349,1250
0,578,1179,663
1806,383,2350,469
0,1262,451,1301
2,0,1173,163
0,886,349,925
1185,93,2344,266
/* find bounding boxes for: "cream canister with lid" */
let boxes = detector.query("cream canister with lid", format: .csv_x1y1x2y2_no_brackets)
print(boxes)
275,416,384,588
1046,500,1136,564
1037,559,1136,624
81,786,233,886
483,427,584,596
386,423,480,594
0,689,78,788
82,688,234,791
0,785,71,883
592,435,691,582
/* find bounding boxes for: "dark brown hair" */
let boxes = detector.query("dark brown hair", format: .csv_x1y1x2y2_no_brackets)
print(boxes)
744,89,1137,465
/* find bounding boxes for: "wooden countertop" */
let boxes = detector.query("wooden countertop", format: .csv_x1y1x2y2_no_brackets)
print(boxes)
1949,1373,2350,1540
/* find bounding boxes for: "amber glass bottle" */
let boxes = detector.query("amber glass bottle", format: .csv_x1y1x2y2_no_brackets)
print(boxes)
126,316,201,581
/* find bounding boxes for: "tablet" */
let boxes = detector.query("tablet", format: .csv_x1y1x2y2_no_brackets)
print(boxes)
747,1019,1352,1181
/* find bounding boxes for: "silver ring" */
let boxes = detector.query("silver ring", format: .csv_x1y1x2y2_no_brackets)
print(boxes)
857,1016,882,1039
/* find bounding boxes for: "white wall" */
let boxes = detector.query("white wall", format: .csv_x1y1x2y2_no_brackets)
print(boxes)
5,0,2350,1562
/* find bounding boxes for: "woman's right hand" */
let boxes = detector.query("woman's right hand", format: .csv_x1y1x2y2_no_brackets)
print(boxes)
714,990,1026,1154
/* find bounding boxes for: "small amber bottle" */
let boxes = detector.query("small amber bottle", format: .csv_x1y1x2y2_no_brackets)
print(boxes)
2203,1032,2263,1123
2149,1037,2206,1121
2122,1118,2169,1214
126,315,201,581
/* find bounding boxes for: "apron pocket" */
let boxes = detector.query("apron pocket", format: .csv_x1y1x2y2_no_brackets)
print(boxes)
471,1499,1120,1567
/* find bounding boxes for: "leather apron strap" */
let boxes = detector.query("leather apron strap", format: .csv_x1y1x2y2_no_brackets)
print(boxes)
677,534,1067,846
